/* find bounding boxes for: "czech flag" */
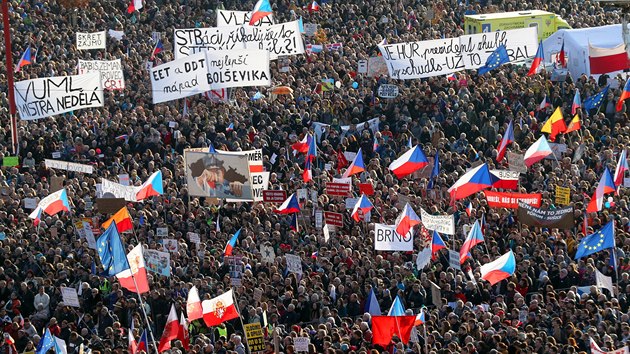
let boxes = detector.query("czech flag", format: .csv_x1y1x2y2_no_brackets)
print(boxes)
202,290,239,327
116,244,150,294
307,134,317,161
496,120,514,163
617,78,630,111
28,189,71,222
150,39,163,60
388,145,429,178
447,163,494,200
540,107,567,142
127,0,142,13
137,330,148,353
289,213,299,232
388,296,406,316
308,0,320,11
480,250,515,285
414,309,425,326
523,135,553,167
226,122,234,132
292,134,310,154
565,114,581,133
15,46,32,73
365,288,381,316
342,148,365,178
136,170,164,201
614,150,629,187
465,202,473,217
394,203,421,237
351,194,373,222
303,158,312,183
224,229,241,256
527,41,544,76
431,230,446,260
446,73,457,81
29,206,43,226
102,207,133,233
208,142,217,154
538,94,551,111
249,0,273,25
586,167,616,213
459,220,484,264
572,89,581,115
275,193,300,214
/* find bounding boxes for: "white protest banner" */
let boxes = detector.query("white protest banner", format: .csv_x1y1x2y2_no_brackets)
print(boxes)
374,223,413,251
420,208,455,235
101,178,139,202
77,59,125,91
378,27,537,79
143,248,171,276
76,31,106,50
74,221,96,249
260,244,276,264
285,254,303,274
216,9,274,27
244,20,304,60
448,250,461,270
151,52,211,104
206,49,271,89
174,26,247,58
23,198,37,210
14,72,104,120
294,338,310,352
416,247,432,270
377,84,399,98
45,159,94,174
60,287,81,307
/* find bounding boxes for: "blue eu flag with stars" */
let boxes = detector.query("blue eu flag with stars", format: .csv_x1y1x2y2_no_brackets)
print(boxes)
36,328,63,354
97,221,130,276
574,220,615,259
583,85,609,112
477,45,510,75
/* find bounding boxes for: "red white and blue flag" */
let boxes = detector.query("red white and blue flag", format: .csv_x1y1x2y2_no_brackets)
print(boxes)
431,230,446,260
15,46,32,73
394,203,420,237
496,120,514,163
150,39,163,60
351,194,373,222
587,167,617,213
480,250,515,285
448,163,494,200
224,229,241,256
342,148,365,178
28,188,71,224
275,193,301,214
614,149,629,187
136,171,163,201
389,145,429,178
572,89,582,115
527,41,544,76
249,0,273,25
459,220,484,263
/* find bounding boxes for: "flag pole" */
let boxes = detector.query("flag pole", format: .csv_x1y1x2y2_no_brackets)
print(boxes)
231,287,251,354
2,0,19,155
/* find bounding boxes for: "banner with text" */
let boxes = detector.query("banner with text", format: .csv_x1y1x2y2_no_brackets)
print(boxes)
216,9,274,27
151,52,211,104
483,190,542,209
378,27,537,79
374,223,414,251
206,49,271,89
78,59,125,91
420,208,455,235
517,202,574,229
45,159,94,174
244,20,304,60
15,72,104,120
76,31,106,50
101,178,139,202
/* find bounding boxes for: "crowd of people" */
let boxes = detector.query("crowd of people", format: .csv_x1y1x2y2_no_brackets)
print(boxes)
0,0,630,353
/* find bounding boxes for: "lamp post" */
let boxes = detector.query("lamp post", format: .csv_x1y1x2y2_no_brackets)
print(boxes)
1,0,18,155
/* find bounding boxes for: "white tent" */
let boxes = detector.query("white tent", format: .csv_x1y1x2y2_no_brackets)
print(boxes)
543,24,629,78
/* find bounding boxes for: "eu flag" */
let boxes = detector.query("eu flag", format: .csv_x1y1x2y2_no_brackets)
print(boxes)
574,220,615,259
36,329,55,354
583,85,610,111
477,45,510,75
97,221,130,276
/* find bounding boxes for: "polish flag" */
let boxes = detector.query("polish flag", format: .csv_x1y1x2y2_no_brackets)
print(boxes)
178,313,190,350
202,289,239,327
158,304,179,352
128,328,137,354
115,244,150,294
588,43,630,75
186,286,203,321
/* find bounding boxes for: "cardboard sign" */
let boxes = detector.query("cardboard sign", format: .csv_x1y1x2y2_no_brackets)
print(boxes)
206,49,271,90
483,191,542,209
76,31,106,50
95,198,126,214
448,250,461,271
507,152,527,173
323,212,343,227
263,190,287,203
294,337,310,352
326,182,351,196
151,52,211,104
374,223,413,251
244,323,266,352
60,287,81,307
77,59,125,90
555,186,571,206
285,254,302,274
430,281,442,307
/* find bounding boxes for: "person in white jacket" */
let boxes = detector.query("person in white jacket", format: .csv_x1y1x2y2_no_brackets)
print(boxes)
33,286,50,315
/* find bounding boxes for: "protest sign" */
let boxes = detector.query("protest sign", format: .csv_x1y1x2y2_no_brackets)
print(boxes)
45,159,94,174
377,84,399,98
260,244,275,264
23,198,37,210
448,250,461,271
151,52,211,104
378,27,537,79
2,156,18,167
118,174,130,186
95,198,126,213
323,212,343,227
216,9,274,27
50,176,64,192
162,239,178,253
61,287,81,307
507,152,527,173
326,182,351,196
157,227,168,237
227,256,243,286
14,72,104,120
143,248,171,276
555,186,571,206
358,59,368,73
416,247,432,270
374,223,414,251
517,202,574,229
184,150,253,200
285,254,302,274
78,59,125,90
420,208,455,235
174,26,246,58
547,143,567,160
101,178,138,202
430,281,442,307
74,221,96,249
206,49,271,89
304,23,318,36
108,30,124,41
187,232,200,244
244,20,304,60
358,183,374,195
294,338,310,352
367,56,388,77
76,31,106,50
483,191,542,209
263,190,287,203
489,169,520,190
244,323,266,352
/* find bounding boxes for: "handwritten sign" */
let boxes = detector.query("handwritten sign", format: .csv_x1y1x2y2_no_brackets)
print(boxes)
285,254,302,274
377,84,399,98
45,159,94,174
304,23,318,37
294,338,310,352
14,72,104,120
78,59,125,91
60,287,81,307
555,186,571,206
76,31,106,50
378,27,537,79
244,20,304,60
507,152,527,173
150,52,211,104
101,178,138,202
206,49,271,89
420,208,455,235
216,9,274,27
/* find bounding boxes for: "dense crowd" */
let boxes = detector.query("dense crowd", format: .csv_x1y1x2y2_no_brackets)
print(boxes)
0,0,630,353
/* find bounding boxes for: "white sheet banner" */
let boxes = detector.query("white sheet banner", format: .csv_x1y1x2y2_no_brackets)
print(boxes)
206,49,271,89
374,223,414,251
76,31,106,50
14,72,104,120
216,9,274,27
150,52,211,104
378,27,537,79
45,159,94,174
78,59,125,91
101,178,139,202
420,208,455,235
285,254,303,274
244,20,304,60
313,117,379,142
